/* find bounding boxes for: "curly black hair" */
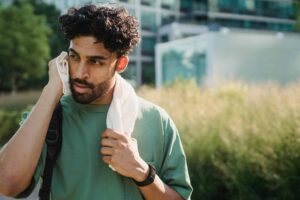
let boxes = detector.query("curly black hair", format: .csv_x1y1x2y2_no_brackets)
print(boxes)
58,4,140,57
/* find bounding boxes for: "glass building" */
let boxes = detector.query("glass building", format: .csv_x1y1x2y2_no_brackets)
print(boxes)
156,0,299,87
180,0,296,32
156,29,300,87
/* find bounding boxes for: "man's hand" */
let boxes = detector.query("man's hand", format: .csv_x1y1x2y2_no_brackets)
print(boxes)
46,52,67,96
100,129,149,182
100,129,184,200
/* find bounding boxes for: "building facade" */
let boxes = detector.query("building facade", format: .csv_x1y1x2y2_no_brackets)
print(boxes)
161,0,296,42
156,28,300,87
3,0,297,86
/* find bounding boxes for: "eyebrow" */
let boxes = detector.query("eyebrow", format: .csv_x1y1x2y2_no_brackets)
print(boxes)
69,48,109,60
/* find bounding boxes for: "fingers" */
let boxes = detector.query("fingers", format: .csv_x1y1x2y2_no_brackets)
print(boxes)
101,137,116,147
100,147,114,156
100,146,113,164
102,156,111,164
56,51,68,62
48,51,67,67
100,129,138,167
102,129,127,140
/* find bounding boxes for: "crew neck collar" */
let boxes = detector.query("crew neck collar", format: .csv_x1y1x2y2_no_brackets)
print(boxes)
64,95,110,113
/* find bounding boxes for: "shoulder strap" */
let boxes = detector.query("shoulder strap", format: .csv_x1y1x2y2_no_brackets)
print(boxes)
39,102,63,200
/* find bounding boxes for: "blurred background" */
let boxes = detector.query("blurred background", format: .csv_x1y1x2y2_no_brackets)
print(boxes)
1,0,300,199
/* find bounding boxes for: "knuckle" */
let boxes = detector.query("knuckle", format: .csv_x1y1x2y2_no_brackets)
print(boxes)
102,157,108,163
113,149,120,156
107,129,114,134
122,135,130,143
100,148,105,154
110,157,117,165
103,129,111,137
103,156,111,163
113,148,118,154
117,142,126,149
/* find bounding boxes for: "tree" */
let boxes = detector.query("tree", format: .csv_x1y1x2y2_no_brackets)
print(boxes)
14,0,68,58
12,0,68,90
0,3,51,93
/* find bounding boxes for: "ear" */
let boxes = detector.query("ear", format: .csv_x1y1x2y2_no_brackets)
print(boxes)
115,56,129,73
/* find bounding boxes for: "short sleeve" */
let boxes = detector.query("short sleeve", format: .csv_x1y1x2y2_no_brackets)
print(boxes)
16,146,46,198
19,111,30,126
15,110,47,198
158,116,193,200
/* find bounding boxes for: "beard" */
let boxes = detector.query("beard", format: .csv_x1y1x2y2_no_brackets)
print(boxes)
69,75,114,104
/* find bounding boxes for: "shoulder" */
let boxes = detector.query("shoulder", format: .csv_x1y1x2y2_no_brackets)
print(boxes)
59,95,76,114
137,97,170,122
60,95,72,107
135,97,178,137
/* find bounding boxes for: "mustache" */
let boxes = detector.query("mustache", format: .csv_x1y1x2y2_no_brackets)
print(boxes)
70,78,94,89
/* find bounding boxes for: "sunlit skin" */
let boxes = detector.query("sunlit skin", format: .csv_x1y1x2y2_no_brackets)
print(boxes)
67,36,127,105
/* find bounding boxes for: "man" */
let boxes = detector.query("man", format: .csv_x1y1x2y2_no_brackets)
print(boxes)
0,4,192,200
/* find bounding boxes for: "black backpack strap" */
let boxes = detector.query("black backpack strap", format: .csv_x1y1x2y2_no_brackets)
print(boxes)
39,102,63,200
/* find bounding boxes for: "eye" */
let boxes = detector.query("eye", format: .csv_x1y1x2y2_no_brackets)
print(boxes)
68,53,80,61
89,59,104,66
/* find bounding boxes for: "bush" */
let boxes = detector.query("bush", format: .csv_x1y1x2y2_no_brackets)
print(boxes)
139,80,300,200
0,90,36,145
0,109,22,146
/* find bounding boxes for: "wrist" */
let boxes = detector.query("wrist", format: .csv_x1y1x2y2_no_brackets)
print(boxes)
132,160,149,182
133,163,156,187
43,84,62,103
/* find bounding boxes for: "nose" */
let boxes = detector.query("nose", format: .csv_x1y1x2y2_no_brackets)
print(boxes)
75,61,89,80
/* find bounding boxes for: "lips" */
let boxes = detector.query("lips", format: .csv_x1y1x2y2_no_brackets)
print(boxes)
73,82,90,94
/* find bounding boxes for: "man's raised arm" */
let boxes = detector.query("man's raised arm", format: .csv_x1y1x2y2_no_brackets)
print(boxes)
0,53,64,197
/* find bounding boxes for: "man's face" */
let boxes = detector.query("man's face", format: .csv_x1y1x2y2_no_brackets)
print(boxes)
68,36,117,104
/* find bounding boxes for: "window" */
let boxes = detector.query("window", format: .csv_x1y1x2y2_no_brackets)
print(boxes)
161,12,176,25
119,0,135,3
142,62,155,84
141,0,155,7
142,37,156,56
161,0,177,10
180,0,192,12
141,11,157,31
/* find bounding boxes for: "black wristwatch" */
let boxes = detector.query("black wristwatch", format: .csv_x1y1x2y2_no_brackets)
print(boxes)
133,163,156,187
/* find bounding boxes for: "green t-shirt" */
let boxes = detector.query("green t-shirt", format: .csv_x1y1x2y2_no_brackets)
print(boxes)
18,95,192,200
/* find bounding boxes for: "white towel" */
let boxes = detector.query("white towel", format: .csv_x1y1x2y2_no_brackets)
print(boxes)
56,51,71,95
106,73,139,136
106,74,139,170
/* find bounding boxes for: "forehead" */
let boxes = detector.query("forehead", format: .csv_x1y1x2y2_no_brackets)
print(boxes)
69,36,113,58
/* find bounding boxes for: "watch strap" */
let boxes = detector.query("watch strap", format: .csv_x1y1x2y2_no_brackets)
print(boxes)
133,163,156,187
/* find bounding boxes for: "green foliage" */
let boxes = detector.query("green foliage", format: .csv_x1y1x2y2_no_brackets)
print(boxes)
140,81,300,200
0,2,51,92
10,0,69,90
22,0,69,89
0,109,22,146
16,0,68,58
